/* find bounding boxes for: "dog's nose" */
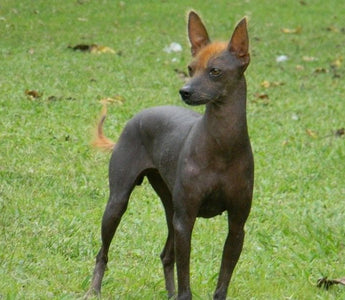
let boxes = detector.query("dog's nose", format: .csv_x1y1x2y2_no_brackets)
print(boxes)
179,85,192,100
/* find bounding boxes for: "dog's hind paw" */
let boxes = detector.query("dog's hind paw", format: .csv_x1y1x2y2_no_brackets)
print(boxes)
83,288,101,300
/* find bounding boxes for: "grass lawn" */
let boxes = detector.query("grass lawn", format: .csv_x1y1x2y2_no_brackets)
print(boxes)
1,0,344,299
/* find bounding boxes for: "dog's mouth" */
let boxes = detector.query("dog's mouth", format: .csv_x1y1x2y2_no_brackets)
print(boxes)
181,97,209,106
180,90,211,106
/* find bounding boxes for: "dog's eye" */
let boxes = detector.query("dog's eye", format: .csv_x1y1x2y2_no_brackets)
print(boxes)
209,68,222,77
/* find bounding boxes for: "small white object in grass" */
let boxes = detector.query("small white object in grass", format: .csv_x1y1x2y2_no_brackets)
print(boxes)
164,42,182,53
276,55,288,63
291,113,299,121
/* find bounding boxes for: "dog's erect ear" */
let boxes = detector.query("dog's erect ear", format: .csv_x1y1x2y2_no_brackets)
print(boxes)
228,18,250,66
188,11,210,57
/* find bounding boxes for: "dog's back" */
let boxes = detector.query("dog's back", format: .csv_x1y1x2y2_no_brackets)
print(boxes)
93,105,201,186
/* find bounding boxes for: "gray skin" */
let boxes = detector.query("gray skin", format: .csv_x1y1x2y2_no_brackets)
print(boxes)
87,12,253,300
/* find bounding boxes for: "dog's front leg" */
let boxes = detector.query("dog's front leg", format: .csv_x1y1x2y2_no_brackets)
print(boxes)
213,215,246,300
173,200,198,300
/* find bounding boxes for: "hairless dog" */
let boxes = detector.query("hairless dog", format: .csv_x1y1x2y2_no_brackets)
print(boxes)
86,11,254,300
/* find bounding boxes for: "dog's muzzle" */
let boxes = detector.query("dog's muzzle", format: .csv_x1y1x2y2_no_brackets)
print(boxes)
179,85,192,101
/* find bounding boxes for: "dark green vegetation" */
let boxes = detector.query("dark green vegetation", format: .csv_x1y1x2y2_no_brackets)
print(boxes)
1,0,344,298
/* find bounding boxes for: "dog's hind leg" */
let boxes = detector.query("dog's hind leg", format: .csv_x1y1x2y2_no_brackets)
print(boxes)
87,133,153,297
147,170,175,298
87,190,131,296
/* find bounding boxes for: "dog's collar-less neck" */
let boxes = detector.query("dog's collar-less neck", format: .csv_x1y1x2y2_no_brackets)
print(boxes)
204,77,248,132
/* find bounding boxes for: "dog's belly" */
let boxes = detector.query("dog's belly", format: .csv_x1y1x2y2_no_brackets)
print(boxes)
197,198,226,218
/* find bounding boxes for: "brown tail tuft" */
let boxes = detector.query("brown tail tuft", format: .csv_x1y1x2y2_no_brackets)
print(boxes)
92,105,115,152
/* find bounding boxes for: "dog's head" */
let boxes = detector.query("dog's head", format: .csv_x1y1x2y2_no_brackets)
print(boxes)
179,11,250,106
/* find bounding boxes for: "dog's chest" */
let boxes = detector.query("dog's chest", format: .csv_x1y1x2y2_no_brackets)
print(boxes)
182,164,226,218
182,157,249,218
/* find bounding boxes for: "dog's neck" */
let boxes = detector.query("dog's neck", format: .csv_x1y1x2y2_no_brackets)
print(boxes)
202,77,249,153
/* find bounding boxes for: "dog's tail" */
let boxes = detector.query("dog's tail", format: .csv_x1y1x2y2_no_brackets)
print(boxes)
92,105,115,152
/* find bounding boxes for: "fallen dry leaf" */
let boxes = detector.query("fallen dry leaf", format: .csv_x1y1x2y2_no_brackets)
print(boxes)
314,67,328,74
68,44,95,52
326,26,339,33
331,57,343,68
317,277,345,290
68,44,116,54
256,93,269,99
306,129,318,138
260,80,285,88
296,65,305,71
47,95,59,102
100,95,125,105
271,82,285,87
90,45,116,54
335,128,345,137
321,128,345,139
25,89,42,99
252,93,270,105
302,56,317,62
260,80,270,88
281,26,302,34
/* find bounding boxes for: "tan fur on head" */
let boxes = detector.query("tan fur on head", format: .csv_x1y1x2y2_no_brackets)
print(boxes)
92,105,115,152
193,41,228,70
